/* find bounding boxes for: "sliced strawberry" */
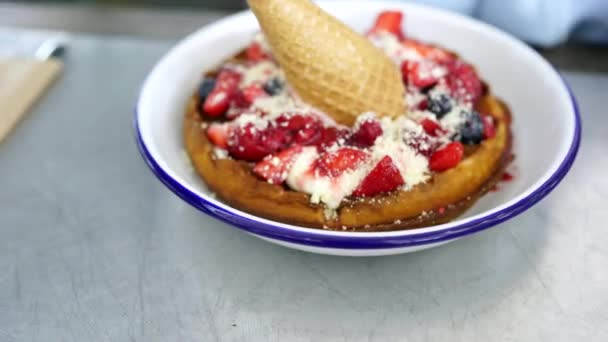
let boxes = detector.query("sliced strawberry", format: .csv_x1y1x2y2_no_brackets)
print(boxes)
401,39,454,64
253,145,303,184
348,119,383,148
482,115,496,139
203,90,231,117
243,84,268,104
445,60,482,104
203,69,242,116
246,42,270,62
401,61,440,89
429,142,464,172
420,118,445,137
315,147,368,177
368,11,405,40
206,123,231,148
352,156,404,197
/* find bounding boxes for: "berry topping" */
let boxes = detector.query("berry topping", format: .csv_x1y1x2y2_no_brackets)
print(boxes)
316,127,349,150
276,113,318,130
406,133,438,158
368,11,405,40
352,156,404,197
225,91,250,120
314,148,368,177
227,123,291,162
246,42,270,62
417,98,429,110
401,39,454,64
420,118,445,137
427,93,452,118
197,78,216,102
348,119,383,147
263,78,283,95
253,145,303,184
429,142,464,172
242,84,268,104
459,110,484,145
197,9,505,210
445,60,482,104
206,123,231,149
295,127,321,145
482,114,496,139
203,69,241,117
401,60,440,89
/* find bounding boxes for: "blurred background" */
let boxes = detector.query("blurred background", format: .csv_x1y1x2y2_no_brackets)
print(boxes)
1,0,607,72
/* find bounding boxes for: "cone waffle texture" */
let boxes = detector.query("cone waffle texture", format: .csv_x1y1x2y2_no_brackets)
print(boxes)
247,0,406,126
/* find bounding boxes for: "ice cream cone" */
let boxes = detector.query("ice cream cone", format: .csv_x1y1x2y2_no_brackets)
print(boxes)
247,0,406,126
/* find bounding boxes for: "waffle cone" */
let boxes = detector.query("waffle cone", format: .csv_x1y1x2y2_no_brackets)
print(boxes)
247,0,406,126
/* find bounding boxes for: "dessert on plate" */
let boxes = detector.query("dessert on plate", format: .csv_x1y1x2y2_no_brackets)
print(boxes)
183,0,512,231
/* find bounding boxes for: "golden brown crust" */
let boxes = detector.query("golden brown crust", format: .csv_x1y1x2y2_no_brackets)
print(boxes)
184,92,512,232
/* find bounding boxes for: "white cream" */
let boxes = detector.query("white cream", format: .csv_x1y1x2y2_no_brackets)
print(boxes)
286,147,372,209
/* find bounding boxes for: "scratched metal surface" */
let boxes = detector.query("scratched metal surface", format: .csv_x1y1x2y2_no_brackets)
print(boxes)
0,30,607,342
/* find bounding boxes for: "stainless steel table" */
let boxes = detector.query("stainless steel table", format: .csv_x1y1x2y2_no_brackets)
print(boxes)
1,29,607,342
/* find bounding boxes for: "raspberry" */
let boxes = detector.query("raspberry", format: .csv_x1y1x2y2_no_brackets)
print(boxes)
348,119,383,147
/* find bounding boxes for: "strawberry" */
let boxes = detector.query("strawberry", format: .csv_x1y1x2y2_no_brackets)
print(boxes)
203,69,241,116
482,115,496,139
401,39,454,64
401,61,440,89
242,84,268,104
420,118,445,137
348,119,383,147
368,11,405,40
352,156,404,197
253,145,303,184
246,42,269,62
314,147,368,177
429,142,464,172
445,60,482,104
206,123,231,148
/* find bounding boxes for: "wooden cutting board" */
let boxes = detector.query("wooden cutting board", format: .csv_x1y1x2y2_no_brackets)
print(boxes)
0,57,62,142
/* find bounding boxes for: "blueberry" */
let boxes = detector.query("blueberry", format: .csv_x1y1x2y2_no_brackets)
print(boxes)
198,78,216,101
263,78,283,95
428,94,452,118
459,110,484,145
